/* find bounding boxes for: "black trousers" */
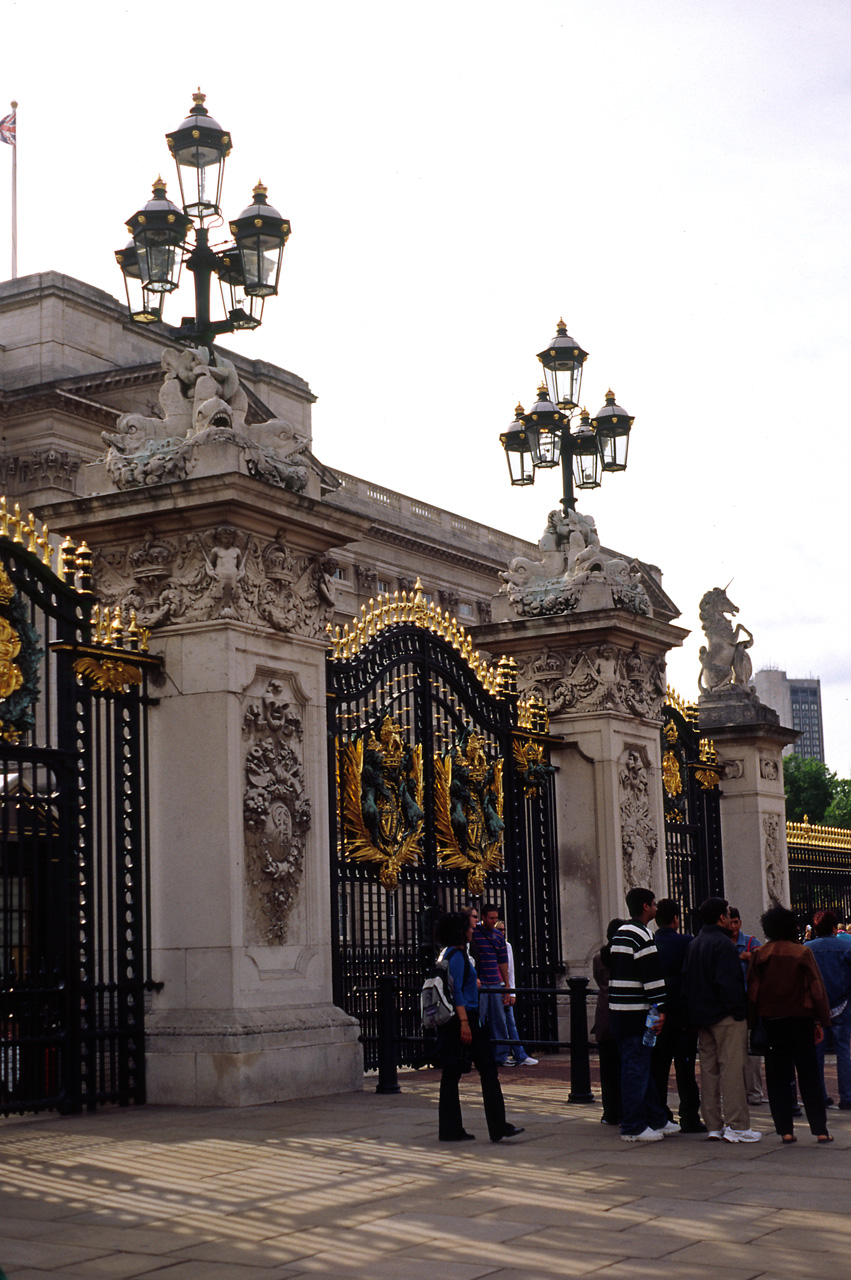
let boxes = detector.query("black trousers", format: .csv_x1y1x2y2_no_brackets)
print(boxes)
597,1036,621,1123
438,1010,506,1141
651,1020,702,1126
764,1017,827,1137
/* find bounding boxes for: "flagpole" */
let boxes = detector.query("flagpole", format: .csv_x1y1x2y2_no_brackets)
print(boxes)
10,100,17,279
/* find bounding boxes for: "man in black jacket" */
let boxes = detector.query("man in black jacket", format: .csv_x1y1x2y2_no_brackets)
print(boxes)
683,897,761,1143
650,898,705,1132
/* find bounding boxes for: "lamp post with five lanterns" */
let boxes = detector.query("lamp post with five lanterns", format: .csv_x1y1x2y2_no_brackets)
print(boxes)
115,91,290,349
499,319,634,514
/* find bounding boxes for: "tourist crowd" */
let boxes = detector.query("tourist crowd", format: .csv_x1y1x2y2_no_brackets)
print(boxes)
433,893,851,1146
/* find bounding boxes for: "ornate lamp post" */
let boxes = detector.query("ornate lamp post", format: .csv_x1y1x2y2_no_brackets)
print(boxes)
499,319,634,513
115,91,291,349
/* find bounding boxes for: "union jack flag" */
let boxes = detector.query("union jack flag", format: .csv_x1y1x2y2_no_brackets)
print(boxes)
0,110,15,146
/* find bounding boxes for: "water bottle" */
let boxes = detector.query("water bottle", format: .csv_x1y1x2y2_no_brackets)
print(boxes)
642,1004,660,1047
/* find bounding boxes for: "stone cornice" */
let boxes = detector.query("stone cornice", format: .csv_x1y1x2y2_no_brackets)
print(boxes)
364,524,507,577
37,471,373,554
0,387,122,425
472,609,690,657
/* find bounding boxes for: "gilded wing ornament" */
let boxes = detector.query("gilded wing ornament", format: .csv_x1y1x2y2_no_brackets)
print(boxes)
73,655,143,694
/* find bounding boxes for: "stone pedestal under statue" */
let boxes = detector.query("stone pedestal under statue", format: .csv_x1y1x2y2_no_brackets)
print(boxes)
700,688,797,933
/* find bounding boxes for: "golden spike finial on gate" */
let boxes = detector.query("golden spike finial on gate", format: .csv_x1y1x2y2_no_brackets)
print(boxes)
59,536,75,583
413,578,427,624
127,609,140,650
11,503,23,543
37,523,54,568
25,513,38,554
0,496,7,539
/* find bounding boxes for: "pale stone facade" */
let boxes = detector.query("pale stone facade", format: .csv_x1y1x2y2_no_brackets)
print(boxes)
1,270,782,1104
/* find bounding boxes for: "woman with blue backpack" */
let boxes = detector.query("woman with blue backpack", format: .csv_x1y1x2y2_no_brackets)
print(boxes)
435,910,525,1143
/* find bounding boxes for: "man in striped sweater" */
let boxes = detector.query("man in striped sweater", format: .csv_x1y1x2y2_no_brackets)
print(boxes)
609,887,676,1142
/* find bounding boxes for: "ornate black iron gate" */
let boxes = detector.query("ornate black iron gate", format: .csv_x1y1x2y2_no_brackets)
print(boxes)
327,587,561,1069
0,504,159,1115
661,690,723,931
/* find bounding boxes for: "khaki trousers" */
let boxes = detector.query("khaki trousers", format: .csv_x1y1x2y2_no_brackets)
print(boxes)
698,1016,750,1132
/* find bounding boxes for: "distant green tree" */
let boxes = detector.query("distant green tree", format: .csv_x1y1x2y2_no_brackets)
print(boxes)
825,778,851,830
783,755,836,824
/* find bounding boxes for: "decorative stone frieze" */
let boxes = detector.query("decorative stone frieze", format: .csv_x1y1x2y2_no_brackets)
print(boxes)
619,744,659,891
514,643,666,721
759,757,779,780
1,450,82,493
93,527,337,637
763,812,783,905
242,676,311,944
354,564,378,595
721,757,745,779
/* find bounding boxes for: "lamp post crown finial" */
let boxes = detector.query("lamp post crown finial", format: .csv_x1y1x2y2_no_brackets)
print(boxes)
556,317,567,333
514,402,525,416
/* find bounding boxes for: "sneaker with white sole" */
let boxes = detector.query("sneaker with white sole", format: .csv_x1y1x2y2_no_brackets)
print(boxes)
621,1127,664,1143
707,1130,724,1140
519,1057,539,1066
656,1121,680,1135
723,1127,761,1143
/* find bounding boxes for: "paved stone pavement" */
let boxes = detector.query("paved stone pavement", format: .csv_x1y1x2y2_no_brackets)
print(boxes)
1,1059,849,1279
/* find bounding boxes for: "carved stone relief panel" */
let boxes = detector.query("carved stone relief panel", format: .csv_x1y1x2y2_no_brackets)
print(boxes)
515,644,667,721
721,758,745,780
763,813,783,906
0,450,82,494
760,758,780,781
242,673,311,944
619,744,659,892
92,527,337,638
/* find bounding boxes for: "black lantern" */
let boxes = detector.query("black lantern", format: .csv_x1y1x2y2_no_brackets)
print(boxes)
125,177,190,294
166,91,231,220
571,409,602,489
525,383,567,468
499,404,535,486
591,389,634,472
215,246,263,330
114,241,162,324
537,318,588,410
230,183,290,298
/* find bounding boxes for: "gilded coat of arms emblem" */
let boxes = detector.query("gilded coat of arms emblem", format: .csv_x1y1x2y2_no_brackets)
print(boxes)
434,729,504,894
340,715,424,890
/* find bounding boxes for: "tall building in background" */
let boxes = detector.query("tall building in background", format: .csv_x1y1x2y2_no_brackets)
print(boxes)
755,669,825,762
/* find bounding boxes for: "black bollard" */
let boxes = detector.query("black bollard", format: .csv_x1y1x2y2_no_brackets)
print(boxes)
567,976,595,1103
375,973,402,1095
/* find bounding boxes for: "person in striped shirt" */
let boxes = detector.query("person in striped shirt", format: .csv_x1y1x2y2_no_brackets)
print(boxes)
609,887,676,1142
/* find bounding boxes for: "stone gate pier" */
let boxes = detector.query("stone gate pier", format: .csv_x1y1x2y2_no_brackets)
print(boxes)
36,336,371,1106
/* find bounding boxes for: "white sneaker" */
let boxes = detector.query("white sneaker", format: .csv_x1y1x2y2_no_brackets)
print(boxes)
519,1057,539,1066
656,1121,680,1135
723,1127,761,1143
621,1127,664,1143
707,1130,724,1140
500,1060,515,1066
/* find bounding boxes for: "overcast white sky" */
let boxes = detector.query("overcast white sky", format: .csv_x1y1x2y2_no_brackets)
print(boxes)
3,1,850,771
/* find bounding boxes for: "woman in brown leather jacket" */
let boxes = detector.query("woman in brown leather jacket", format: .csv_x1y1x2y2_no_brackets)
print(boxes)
747,905,832,1144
